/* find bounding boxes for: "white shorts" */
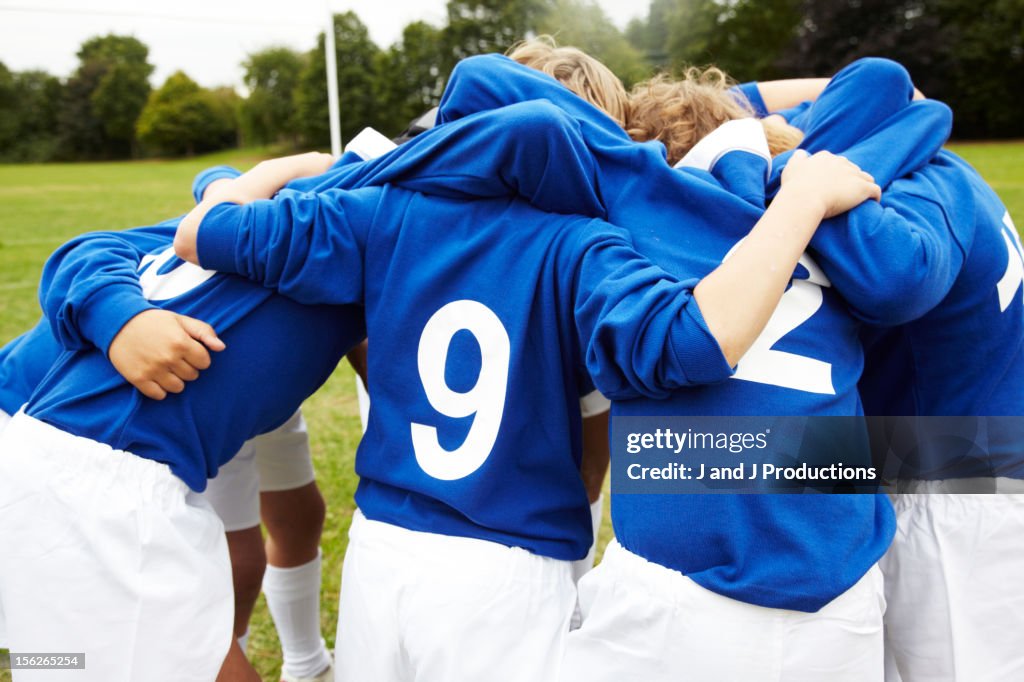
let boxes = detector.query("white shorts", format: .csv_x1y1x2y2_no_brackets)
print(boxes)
0,413,233,682
880,491,1024,682
0,408,10,432
201,410,316,532
335,511,577,682
562,539,885,682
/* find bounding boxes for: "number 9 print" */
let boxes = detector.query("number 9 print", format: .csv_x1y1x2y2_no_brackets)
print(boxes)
411,300,511,481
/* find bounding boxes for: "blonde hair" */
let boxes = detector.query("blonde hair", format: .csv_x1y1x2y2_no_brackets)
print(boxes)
507,36,628,128
627,67,803,166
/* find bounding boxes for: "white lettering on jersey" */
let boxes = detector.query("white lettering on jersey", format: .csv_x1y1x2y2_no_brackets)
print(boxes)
138,246,216,301
724,241,836,394
411,300,510,481
997,211,1024,313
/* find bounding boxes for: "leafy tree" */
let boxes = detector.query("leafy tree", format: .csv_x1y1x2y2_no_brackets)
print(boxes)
928,0,1024,137
626,0,799,81
293,12,383,146
700,0,802,80
0,63,64,162
240,47,305,146
778,1,942,79
777,0,1024,137
661,0,720,69
208,86,243,150
136,71,236,156
374,21,448,133
441,0,554,71
536,0,651,86
625,0,674,66
58,34,153,159
0,63,17,152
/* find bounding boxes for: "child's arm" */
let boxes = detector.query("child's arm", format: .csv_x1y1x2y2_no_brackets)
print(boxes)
744,78,832,114
38,166,242,399
38,226,224,400
776,97,961,324
268,100,611,220
743,59,923,118
692,151,880,366
579,150,880,397
40,226,170,354
789,58,922,160
809,169,972,326
182,186,379,306
175,152,335,263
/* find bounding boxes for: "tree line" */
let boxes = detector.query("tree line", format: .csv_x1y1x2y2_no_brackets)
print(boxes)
626,0,1024,139
0,0,1019,162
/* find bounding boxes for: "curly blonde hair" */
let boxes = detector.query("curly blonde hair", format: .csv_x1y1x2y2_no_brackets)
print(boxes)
507,36,629,128
627,67,803,166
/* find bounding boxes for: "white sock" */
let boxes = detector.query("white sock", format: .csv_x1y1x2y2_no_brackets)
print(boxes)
263,549,332,678
237,629,249,653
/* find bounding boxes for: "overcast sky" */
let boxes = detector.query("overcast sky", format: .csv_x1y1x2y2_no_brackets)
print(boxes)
0,1,646,88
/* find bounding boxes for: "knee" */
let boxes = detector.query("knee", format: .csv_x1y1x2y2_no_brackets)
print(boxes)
262,483,326,543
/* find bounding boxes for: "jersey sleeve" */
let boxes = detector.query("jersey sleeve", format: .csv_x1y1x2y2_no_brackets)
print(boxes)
275,100,608,220
731,82,769,117
572,226,734,399
39,163,237,355
775,101,811,126
813,179,970,325
192,165,242,203
438,53,570,122
195,187,380,306
437,54,626,139
799,99,952,193
770,100,957,324
796,58,918,156
39,225,175,354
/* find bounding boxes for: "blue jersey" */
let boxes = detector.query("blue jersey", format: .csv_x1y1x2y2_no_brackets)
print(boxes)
732,81,769,117
858,151,1024,475
315,54,955,330
295,54,961,611
0,168,243,418
25,222,362,491
195,184,733,561
778,59,1024,473
0,320,61,416
207,56,956,607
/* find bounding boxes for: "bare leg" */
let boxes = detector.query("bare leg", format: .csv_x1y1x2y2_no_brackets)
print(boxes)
225,526,267,637
217,639,261,682
262,482,325,568
581,412,610,504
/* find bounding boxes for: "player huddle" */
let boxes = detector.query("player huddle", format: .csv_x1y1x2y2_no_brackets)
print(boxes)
0,36,1022,682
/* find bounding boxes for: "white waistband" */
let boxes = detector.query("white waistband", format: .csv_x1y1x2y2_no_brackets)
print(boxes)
348,509,572,580
2,412,187,502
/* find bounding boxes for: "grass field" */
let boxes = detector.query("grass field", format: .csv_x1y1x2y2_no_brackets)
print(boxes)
1,140,1022,681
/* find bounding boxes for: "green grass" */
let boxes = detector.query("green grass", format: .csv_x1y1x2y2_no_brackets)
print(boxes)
1,140,1022,681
